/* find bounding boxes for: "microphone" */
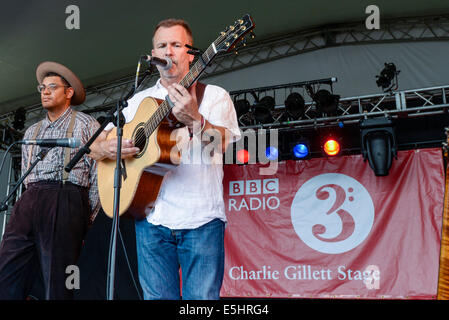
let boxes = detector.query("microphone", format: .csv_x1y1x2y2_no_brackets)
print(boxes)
18,138,81,148
140,55,173,70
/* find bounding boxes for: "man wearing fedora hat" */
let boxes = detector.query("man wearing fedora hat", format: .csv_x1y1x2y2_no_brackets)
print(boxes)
0,62,100,300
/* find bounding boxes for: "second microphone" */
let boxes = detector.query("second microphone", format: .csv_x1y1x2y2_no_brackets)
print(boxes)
18,138,81,148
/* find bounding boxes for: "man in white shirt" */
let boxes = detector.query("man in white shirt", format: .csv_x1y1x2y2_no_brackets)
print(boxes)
89,18,240,299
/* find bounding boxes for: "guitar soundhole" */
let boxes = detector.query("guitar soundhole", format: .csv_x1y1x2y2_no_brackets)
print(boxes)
133,125,147,158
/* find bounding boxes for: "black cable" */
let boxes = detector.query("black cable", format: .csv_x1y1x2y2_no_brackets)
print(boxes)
118,227,142,300
0,141,19,176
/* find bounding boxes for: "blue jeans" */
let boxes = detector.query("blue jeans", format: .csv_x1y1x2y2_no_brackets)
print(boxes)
135,218,225,300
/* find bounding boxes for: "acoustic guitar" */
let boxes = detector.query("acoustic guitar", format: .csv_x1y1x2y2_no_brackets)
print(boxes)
98,14,255,219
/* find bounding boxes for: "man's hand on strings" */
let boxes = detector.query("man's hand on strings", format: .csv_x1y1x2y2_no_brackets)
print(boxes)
168,83,201,129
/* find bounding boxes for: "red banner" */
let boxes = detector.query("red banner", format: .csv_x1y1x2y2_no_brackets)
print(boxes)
220,148,444,299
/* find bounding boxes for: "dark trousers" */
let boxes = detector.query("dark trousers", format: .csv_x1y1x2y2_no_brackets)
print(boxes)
0,181,90,300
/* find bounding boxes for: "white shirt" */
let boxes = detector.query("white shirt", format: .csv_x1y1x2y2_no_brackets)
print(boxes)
107,79,240,229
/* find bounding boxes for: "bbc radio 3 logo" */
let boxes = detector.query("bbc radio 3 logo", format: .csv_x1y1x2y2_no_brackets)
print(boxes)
228,179,280,211
291,173,375,254
228,174,374,254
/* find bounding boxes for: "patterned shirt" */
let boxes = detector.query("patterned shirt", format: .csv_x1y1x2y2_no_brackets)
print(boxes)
21,107,100,221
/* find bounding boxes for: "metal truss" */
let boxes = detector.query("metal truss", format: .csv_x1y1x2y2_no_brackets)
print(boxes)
234,84,449,132
203,14,449,77
1,14,449,139
1,154,22,239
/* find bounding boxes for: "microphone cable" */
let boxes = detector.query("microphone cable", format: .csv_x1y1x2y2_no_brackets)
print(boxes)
0,141,20,177
135,58,141,91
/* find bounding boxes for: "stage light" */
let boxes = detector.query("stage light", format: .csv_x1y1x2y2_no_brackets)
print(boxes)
313,89,340,116
13,107,26,131
376,62,400,92
0,127,14,146
265,146,279,161
323,138,341,156
360,117,397,176
293,143,309,159
257,129,279,163
236,149,250,164
288,137,310,160
234,99,250,117
284,92,305,120
234,98,253,126
254,96,275,124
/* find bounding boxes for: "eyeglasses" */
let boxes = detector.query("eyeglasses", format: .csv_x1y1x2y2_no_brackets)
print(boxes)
37,84,69,93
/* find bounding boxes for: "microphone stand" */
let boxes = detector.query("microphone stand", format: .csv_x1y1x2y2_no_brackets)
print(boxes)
64,65,153,300
0,148,50,212
106,96,127,301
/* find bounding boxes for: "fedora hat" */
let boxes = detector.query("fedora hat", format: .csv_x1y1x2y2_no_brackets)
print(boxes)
36,61,86,105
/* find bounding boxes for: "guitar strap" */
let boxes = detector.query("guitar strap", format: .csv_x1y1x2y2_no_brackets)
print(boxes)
195,82,206,108
25,120,43,185
62,110,77,183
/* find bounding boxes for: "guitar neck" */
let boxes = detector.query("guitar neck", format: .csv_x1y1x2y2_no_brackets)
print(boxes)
144,43,218,136
180,43,218,88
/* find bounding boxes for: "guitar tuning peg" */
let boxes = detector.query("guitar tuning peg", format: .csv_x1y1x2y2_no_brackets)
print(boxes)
250,31,256,39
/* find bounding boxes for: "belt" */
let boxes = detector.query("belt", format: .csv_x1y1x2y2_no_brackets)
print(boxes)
27,180,87,190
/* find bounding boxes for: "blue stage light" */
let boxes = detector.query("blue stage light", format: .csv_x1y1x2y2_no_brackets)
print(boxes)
293,143,309,159
265,146,279,161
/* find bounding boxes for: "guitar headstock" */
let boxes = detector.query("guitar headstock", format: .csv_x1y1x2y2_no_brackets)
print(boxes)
214,14,255,54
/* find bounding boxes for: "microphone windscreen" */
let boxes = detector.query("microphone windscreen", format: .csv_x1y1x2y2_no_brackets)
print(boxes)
69,138,81,148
